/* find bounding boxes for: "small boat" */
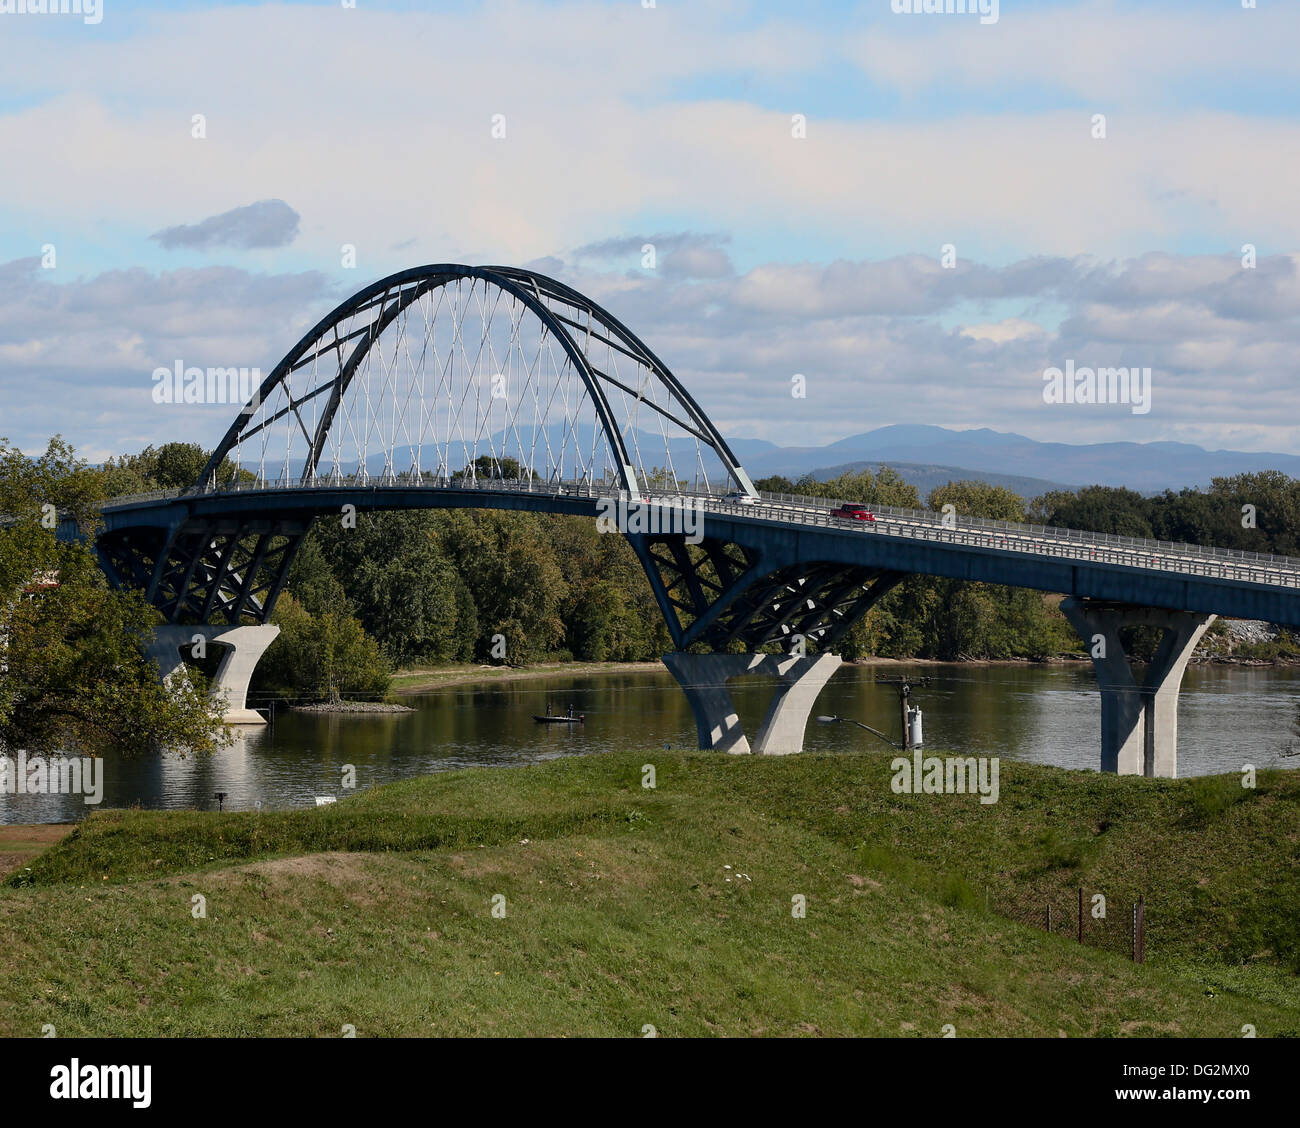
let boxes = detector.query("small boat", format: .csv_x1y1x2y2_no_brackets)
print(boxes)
535,701,583,724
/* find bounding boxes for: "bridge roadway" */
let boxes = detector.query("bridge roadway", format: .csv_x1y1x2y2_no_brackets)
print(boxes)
96,474,1300,629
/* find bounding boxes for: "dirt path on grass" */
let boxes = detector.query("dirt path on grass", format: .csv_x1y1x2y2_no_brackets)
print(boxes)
0,824,76,878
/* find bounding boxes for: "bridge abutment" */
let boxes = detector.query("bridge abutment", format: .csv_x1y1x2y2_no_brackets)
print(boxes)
662,651,841,756
1060,598,1215,777
145,624,280,726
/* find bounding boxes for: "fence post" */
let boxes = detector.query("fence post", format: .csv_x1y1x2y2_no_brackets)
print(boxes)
1141,896,1147,963
1045,904,1052,933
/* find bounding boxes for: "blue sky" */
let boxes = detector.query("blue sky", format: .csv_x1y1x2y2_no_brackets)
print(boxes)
1,0,1297,461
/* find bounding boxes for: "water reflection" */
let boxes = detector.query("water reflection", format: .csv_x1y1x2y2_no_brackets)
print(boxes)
3,663,1298,824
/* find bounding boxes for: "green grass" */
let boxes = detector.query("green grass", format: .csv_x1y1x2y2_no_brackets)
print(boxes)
2,751,1298,1037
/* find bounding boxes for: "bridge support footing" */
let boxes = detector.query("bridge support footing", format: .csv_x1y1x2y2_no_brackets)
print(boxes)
662,652,842,756
145,624,281,725
1060,598,1215,777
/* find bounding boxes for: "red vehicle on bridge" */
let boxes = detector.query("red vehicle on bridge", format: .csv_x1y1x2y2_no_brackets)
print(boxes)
831,503,876,522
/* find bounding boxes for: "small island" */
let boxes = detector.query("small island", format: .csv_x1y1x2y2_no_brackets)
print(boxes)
289,700,415,715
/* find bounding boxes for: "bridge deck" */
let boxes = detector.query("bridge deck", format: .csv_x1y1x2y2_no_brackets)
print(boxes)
83,476,1300,629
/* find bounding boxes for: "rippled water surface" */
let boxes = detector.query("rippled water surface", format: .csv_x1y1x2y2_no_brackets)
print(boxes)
4,662,1298,823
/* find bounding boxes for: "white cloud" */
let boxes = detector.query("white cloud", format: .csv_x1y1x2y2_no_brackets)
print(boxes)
849,0,1298,101
960,318,1046,344
0,4,1298,271
3,250,1298,461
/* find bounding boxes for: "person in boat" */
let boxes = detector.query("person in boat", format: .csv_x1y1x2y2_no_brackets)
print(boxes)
567,703,574,718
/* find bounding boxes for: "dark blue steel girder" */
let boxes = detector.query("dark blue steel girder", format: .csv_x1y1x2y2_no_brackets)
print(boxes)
90,490,1300,636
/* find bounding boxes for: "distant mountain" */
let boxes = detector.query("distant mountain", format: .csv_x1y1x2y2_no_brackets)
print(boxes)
738,425,1300,493
789,461,1074,502
244,423,1299,496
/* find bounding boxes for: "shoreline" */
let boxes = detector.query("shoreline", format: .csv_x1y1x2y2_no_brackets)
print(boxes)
391,650,1297,695
390,655,1092,696
391,660,662,695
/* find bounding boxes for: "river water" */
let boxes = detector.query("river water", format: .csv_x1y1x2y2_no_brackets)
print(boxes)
3,663,1299,823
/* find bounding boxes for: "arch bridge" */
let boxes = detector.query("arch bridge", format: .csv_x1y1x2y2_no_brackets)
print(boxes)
87,265,1300,775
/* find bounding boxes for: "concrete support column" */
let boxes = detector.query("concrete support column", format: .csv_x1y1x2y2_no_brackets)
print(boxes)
142,625,194,686
1060,598,1215,777
661,652,751,754
751,653,843,756
661,651,842,756
144,623,281,726
208,625,280,725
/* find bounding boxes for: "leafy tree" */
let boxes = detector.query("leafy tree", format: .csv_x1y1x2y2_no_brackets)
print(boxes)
0,437,224,756
1147,488,1232,550
550,516,669,660
816,466,921,508
253,594,391,702
928,480,1027,522
281,533,348,619
1205,471,1300,556
1031,485,1154,537
643,466,686,491
302,511,464,666
438,510,567,662
455,456,530,482
101,442,254,496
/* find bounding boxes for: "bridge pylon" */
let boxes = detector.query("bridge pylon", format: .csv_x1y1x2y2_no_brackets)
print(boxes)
663,651,842,755
145,624,281,725
1061,598,1216,777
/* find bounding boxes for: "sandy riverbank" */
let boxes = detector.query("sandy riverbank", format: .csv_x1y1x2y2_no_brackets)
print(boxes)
391,660,662,694
389,654,1100,695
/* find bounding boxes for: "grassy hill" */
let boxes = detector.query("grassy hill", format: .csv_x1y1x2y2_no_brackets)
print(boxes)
2,751,1297,1037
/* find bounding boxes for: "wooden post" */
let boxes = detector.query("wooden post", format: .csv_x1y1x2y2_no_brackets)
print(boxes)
901,691,911,749
1078,887,1084,945
1046,904,1052,933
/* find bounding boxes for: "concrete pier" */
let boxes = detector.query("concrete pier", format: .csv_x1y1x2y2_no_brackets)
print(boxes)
144,624,281,725
661,651,842,756
1060,598,1215,777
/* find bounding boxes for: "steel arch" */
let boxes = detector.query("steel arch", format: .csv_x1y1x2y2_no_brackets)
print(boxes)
198,264,755,498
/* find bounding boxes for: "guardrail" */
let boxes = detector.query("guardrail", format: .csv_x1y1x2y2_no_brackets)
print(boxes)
716,494,1300,589
101,474,1300,592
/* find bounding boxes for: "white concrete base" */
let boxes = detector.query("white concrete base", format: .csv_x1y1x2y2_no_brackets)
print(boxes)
221,708,273,726
1061,599,1215,778
662,651,842,756
145,623,281,726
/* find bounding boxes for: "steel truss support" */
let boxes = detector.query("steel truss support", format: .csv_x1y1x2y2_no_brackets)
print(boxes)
628,532,903,652
96,517,310,626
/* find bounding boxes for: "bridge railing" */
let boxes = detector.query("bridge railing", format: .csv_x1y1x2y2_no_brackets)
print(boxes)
105,473,618,507
732,490,1300,588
